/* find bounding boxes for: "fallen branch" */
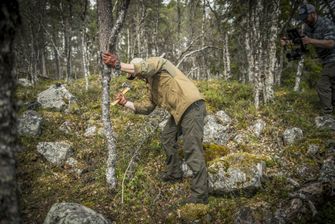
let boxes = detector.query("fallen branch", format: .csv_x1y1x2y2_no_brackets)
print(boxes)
121,112,168,203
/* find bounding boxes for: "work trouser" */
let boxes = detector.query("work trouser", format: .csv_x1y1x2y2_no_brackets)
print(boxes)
317,62,335,114
160,100,208,201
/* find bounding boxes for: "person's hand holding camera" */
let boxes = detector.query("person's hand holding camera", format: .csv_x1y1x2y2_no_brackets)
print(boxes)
280,37,289,46
301,36,313,45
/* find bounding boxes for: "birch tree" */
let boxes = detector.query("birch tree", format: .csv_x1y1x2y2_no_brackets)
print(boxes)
244,0,279,108
97,0,130,190
294,56,304,92
0,1,21,223
61,0,73,82
80,0,89,90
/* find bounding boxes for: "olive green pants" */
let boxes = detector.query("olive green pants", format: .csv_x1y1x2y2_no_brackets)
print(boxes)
317,62,335,114
160,100,208,201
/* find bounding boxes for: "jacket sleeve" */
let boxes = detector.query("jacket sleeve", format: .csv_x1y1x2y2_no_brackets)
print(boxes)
133,57,167,79
133,95,156,115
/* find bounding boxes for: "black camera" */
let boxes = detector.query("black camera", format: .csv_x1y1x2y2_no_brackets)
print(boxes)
285,28,308,61
286,48,305,61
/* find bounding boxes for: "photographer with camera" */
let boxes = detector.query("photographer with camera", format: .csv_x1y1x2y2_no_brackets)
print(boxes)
281,3,335,115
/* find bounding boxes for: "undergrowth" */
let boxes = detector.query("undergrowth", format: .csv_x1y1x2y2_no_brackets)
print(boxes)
16,76,334,223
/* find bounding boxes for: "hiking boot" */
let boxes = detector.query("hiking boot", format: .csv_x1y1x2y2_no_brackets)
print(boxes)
180,196,208,206
159,172,183,183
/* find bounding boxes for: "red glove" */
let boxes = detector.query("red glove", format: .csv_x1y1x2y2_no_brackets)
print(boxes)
102,52,119,68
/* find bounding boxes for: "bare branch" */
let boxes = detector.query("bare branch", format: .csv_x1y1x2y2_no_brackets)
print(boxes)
176,46,210,68
176,35,202,62
108,0,131,52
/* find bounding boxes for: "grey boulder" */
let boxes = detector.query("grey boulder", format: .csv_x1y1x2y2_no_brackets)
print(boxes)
37,141,73,166
18,110,43,136
37,84,76,112
282,127,303,145
44,203,111,224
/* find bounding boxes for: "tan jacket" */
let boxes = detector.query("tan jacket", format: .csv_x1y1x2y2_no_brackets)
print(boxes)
133,57,204,124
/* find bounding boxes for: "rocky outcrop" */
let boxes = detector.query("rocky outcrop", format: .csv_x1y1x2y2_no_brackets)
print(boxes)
43,203,111,224
18,110,43,136
204,110,232,145
208,153,267,196
315,115,335,130
234,155,335,224
37,141,73,166
249,119,266,138
37,84,78,112
282,127,303,145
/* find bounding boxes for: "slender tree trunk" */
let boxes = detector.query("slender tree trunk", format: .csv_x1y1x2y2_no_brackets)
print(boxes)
177,0,181,42
263,2,278,103
153,0,160,56
276,47,284,85
54,49,61,79
253,0,262,109
65,17,72,81
97,0,115,189
127,28,131,60
97,0,130,190
223,32,231,80
294,57,304,92
245,28,254,83
82,31,89,90
252,0,278,108
0,1,21,223
62,0,73,82
29,16,38,85
41,50,47,77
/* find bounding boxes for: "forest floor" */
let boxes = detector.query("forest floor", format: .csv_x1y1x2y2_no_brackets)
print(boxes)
15,76,335,223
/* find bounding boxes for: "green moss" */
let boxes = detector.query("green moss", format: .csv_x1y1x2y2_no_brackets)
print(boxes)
203,144,230,162
209,152,273,170
179,204,209,222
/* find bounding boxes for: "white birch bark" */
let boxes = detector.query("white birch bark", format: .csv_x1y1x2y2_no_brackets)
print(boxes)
223,32,231,80
294,57,304,92
81,31,89,91
225,33,231,80
253,1,262,109
222,38,227,79
245,29,254,83
263,4,278,103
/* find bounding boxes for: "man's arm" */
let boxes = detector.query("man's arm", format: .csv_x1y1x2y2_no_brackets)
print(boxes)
120,62,135,74
115,92,156,114
302,36,335,48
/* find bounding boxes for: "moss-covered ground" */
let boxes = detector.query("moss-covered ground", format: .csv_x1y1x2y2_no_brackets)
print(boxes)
16,76,335,223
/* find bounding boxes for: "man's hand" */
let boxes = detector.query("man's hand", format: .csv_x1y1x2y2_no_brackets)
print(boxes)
301,36,313,45
102,52,119,68
280,37,289,46
115,92,127,106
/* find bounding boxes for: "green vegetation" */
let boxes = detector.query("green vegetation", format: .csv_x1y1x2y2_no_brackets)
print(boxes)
16,76,334,223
